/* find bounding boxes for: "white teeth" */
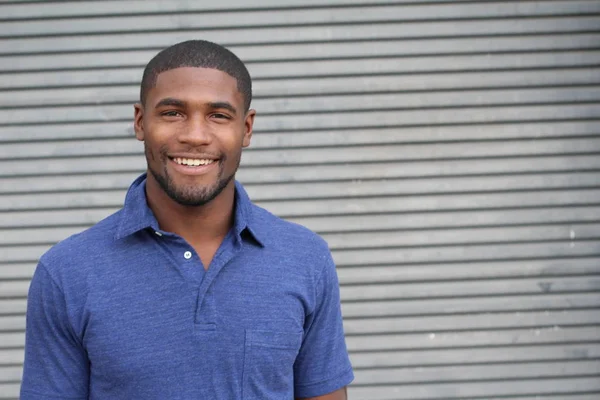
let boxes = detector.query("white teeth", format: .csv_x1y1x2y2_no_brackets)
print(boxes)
174,157,215,166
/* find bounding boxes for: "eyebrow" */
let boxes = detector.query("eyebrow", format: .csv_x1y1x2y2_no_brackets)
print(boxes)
154,97,185,109
208,101,237,116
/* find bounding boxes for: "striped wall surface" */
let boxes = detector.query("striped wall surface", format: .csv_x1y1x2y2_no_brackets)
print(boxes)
1,0,600,398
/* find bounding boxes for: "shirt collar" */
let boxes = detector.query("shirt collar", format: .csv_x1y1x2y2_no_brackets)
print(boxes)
115,173,264,247
114,173,158,240
233,179,264,247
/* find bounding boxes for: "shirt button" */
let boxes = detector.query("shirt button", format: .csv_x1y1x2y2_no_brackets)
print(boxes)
154,231,162,236
184,251,192,260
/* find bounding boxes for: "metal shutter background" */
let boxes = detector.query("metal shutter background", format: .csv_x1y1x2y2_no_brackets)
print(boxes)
1,0,600,398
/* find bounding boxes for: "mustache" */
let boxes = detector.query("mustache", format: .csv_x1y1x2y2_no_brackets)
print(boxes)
158,145,224,161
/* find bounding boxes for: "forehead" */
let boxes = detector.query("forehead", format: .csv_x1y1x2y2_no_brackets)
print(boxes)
149,67,242,105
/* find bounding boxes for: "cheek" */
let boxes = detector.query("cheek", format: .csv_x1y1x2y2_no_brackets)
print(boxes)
218,126,245,147
143,138,169,162
143,121,175,148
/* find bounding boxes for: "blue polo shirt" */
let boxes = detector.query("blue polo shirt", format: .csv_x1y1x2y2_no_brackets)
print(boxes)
21,174,353,400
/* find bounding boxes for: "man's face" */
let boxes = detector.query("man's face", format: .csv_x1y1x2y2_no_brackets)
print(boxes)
134,67,255,206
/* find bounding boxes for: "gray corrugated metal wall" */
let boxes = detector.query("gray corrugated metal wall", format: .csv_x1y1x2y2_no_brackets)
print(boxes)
1,0,600,398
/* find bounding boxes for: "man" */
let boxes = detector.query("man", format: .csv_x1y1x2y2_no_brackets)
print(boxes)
20,40,353,399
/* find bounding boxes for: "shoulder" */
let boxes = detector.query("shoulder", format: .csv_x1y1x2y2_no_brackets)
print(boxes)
249,204,338,304
249,204,335,283
39,209,124,280
250,203,331,256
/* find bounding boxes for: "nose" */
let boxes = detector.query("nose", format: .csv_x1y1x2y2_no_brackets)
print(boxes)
178,115,212,146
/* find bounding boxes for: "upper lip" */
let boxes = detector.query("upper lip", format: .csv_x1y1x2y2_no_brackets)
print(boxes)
168,153,219,160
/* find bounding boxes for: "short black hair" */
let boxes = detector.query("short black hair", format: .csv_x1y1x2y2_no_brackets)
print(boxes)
140,40,252,111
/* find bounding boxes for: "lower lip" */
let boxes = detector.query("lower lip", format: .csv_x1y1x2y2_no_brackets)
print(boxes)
169,158,218,176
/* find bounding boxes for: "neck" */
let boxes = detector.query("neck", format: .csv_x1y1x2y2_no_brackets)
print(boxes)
145,176,236,244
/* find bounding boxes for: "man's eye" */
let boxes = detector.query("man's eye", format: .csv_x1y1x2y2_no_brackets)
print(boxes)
162,111,182,117
211,113,230,119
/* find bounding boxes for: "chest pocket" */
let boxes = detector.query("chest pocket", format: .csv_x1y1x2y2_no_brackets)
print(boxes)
242,329,303,400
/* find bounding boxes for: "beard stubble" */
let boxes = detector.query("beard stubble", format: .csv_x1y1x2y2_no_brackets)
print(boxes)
145,142,240,207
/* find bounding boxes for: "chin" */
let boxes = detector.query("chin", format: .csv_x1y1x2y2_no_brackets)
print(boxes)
171,182,229,206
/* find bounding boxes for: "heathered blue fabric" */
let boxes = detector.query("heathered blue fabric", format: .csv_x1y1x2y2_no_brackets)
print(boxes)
21,174,354,400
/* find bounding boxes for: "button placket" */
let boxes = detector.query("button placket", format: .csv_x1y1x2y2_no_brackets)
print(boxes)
149,231,205,283
193,234,240,326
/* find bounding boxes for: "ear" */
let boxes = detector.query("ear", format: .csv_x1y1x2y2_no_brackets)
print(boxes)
242,109,256,148
133,103,145,141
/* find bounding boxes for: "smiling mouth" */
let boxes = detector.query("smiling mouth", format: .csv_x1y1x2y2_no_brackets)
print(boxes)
171,157,217,167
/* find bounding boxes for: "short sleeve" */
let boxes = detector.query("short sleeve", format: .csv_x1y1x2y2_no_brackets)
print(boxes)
20,261,89,400
293,250,354,398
